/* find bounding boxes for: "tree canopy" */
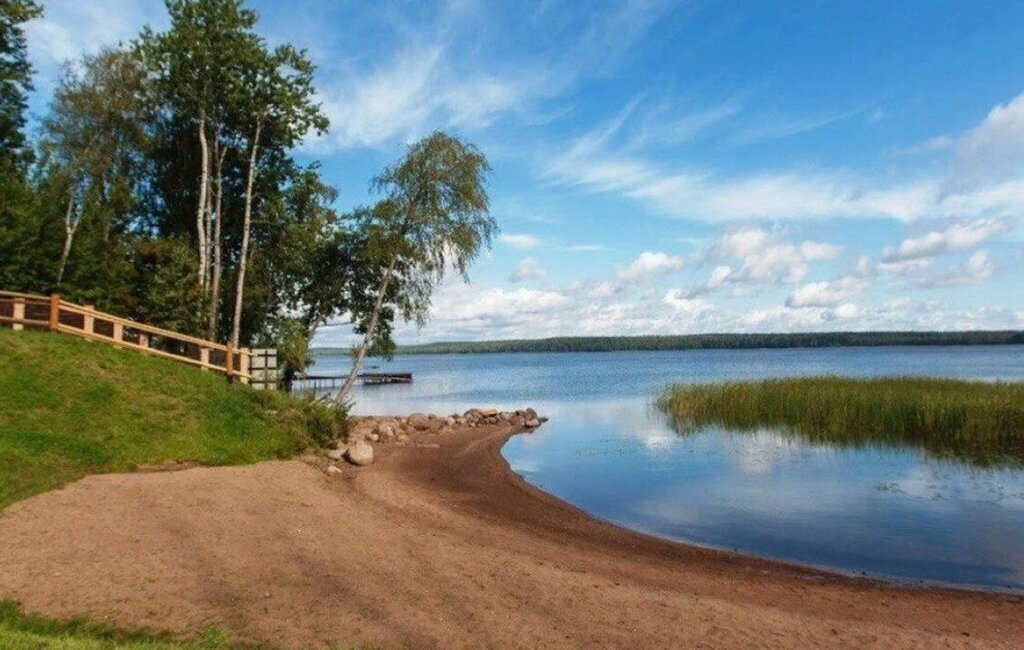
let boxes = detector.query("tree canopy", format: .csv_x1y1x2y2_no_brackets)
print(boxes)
0,0,495,390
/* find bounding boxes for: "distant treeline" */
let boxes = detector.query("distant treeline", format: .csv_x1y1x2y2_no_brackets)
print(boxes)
314,330,1024,356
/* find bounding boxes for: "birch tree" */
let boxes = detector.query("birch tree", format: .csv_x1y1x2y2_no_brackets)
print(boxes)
141,0,259,289
334,132,495,403
229,43,327,347
38,49,150,290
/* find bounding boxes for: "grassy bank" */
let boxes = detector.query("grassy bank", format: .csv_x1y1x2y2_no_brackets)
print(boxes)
0,329,344,511
0,601,239,649
658,377,1024,466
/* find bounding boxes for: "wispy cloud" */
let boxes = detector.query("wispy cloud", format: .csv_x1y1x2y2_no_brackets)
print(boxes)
732,105,865,144
500,233,541,249
546,95,1024,223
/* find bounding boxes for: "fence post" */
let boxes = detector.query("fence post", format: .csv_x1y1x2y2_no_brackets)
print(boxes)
239,348,251,385
12,298,25,331
48,294,60,331
225,342,234,382
83,304,95,334
200,347,210,371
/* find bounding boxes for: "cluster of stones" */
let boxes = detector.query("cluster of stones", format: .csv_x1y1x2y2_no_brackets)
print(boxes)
323,407,546,475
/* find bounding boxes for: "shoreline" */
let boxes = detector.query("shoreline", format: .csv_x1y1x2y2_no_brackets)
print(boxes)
1,423,1021,647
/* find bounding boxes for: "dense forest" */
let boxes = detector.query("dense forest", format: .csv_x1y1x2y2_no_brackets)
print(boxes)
311,330,1024,355
0,0,494,399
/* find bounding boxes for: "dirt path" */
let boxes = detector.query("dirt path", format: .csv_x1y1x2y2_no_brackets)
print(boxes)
1,425,1021,648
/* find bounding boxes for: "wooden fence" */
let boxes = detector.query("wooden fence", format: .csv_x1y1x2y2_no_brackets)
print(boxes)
0,290,263,385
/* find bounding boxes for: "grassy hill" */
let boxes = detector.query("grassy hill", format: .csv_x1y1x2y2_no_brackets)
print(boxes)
0,329,337,511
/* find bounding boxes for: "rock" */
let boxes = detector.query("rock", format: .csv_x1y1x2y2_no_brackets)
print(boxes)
511,417,525,428
346,441,374,466
499,412,512,422
479,408,499,417
408,413,431,430
368,433,380,442
525,418,541,428
326,447,345,461
539,416,549,423
377,425,395,441
525,407,538,420
444,417,456,427
326,464,344,477
464,408,482,420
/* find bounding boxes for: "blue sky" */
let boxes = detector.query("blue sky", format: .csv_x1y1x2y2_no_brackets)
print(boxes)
24,0,1024,344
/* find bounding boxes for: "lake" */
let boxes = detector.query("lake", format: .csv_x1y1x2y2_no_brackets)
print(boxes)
310,345,1024,591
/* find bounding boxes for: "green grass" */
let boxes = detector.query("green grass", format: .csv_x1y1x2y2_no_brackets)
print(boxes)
0,600,243,649
658,376,1024,466
0,329,343,511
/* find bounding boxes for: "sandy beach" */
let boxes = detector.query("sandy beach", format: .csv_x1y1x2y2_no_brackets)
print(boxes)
0,423,1021,648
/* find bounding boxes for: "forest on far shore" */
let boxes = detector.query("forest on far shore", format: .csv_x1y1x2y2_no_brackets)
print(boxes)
313,330,1024,355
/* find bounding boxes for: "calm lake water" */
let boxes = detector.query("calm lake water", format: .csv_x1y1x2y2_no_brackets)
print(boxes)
311,345,1024,591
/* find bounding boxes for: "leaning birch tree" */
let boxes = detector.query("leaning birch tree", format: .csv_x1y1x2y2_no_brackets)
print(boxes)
334,132,496,403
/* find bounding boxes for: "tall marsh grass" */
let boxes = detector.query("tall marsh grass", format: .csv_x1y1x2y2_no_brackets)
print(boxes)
658,377,1024,466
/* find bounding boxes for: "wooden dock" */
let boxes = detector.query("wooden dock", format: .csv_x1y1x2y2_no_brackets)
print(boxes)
296,372,413,390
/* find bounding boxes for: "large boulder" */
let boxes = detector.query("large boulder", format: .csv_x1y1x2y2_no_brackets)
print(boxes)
408,413,432,430
346,441,374,466
479,408,499,417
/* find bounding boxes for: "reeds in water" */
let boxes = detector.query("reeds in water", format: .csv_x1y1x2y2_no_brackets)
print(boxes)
658,376,1024,466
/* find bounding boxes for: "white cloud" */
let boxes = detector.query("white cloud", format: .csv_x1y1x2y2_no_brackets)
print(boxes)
615,251,685,284
786,277,866,308
508,257,548,283
882,218,1009,263
662,290,712,316
695,229,843,293
499,233,541,249
565,243,607,252
955,92,1024,185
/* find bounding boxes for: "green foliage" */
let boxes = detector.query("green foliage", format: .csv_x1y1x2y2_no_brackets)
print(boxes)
385,330,1024,354
132,239,211,336
658,377,1024,466
369,131,496,314
262,317,311,388
0,600,239,649
298,398,350,447
0,329,318,511
0,0,41,164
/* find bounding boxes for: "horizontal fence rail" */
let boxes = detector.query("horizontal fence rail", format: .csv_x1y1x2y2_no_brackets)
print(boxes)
0,291,265,385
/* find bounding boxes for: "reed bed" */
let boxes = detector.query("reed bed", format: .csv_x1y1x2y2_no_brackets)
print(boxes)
658,376,1024,466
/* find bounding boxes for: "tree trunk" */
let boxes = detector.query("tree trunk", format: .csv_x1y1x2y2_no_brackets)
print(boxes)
55,189,77,287
207,141,226,339
335,257,397,403
195,112,210,286
230,119,262,348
